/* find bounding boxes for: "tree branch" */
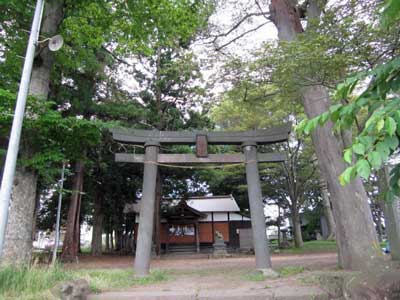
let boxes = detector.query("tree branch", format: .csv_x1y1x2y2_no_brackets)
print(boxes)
215,21,270,51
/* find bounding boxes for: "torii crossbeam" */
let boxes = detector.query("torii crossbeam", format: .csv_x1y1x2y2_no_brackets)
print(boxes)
112,124,291,277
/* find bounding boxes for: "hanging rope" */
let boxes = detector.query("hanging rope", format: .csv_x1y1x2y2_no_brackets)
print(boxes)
119,144,259,170
142,160,258,170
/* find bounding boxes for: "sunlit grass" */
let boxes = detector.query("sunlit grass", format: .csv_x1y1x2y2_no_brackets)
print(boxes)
278,240,337,254
278,266,305,277
0,264,73,300
242,271,265,281
0,265,168,300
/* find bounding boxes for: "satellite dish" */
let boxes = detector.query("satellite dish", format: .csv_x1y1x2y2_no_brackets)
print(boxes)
48,35,63,52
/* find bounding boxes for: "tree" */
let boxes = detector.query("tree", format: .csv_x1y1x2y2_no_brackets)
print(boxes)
298,1,400,194
0,0,64,265
210,80,321,248
268,0,382,270
1,0,213,263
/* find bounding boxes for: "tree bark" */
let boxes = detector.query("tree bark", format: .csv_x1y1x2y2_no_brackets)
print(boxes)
270,0,382,270
291,210,303,248
378,167,400,260
2,170,37,265
375,214,383,243
302,86,380,270
3,0,64,265
29,0,64,99
61,160,84,261
91,191,103,256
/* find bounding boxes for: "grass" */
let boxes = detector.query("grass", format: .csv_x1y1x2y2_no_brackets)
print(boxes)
242,271,265,281
0,265,168,300
0,265,73,300
242,266,306,282
278,266,305,277
277,240,337,254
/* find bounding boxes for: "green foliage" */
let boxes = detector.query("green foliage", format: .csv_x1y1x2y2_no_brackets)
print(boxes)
254,1,397,103
210,74,320,229
0,88,102,183
57,0,213,73
135,48,209,130
382,0,400,27
297,57,400,194
295,2,400,198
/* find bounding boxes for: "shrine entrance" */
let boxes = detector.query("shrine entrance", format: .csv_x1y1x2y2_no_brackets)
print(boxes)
112,125,291,277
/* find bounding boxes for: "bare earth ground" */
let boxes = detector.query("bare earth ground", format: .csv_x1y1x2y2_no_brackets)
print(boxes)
66,252,337,271
67,252,338,294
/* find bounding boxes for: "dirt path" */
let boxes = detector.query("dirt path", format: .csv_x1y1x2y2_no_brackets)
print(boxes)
80,253,338,298
67,252,337,271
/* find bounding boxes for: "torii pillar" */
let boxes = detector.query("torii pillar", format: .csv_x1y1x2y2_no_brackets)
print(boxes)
134,141,159,277
243,142,276,276
112,125,291,277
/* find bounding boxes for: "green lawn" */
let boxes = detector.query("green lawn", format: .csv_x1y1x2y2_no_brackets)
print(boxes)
273,240,337,254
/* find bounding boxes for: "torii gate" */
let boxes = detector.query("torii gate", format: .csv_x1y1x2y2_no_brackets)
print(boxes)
112,124,291,277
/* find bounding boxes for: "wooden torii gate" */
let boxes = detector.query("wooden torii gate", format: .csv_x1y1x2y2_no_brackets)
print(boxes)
112,124,291,277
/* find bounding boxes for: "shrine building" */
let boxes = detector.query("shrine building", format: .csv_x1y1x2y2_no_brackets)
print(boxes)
130,195,251,253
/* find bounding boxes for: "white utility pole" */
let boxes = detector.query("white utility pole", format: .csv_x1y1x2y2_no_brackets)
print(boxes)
52,162,66,265
0,0,45,258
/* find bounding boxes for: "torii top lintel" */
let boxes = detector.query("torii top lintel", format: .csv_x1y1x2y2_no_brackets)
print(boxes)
111,123,291,146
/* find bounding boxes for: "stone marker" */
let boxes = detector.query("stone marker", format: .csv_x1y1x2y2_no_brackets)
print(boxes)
52,279,89,300
212,231,228,258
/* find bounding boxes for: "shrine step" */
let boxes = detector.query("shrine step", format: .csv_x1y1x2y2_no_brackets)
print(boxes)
166,245,197,254
166,244,214,254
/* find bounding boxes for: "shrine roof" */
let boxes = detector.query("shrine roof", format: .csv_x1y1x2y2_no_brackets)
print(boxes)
187,195,240,213
125,195,242,214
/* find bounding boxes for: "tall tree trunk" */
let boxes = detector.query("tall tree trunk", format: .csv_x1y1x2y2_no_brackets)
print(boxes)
91,191,103,256
113,205,123,251
321,181,336,240
2,0,64,265
277,205,281,247
29,0,64,98
270,0,382,270
61,160,84,261
105,231,110,252
377,167,400,260
2,170,37,265
291,210,303,248
110,230,114,250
